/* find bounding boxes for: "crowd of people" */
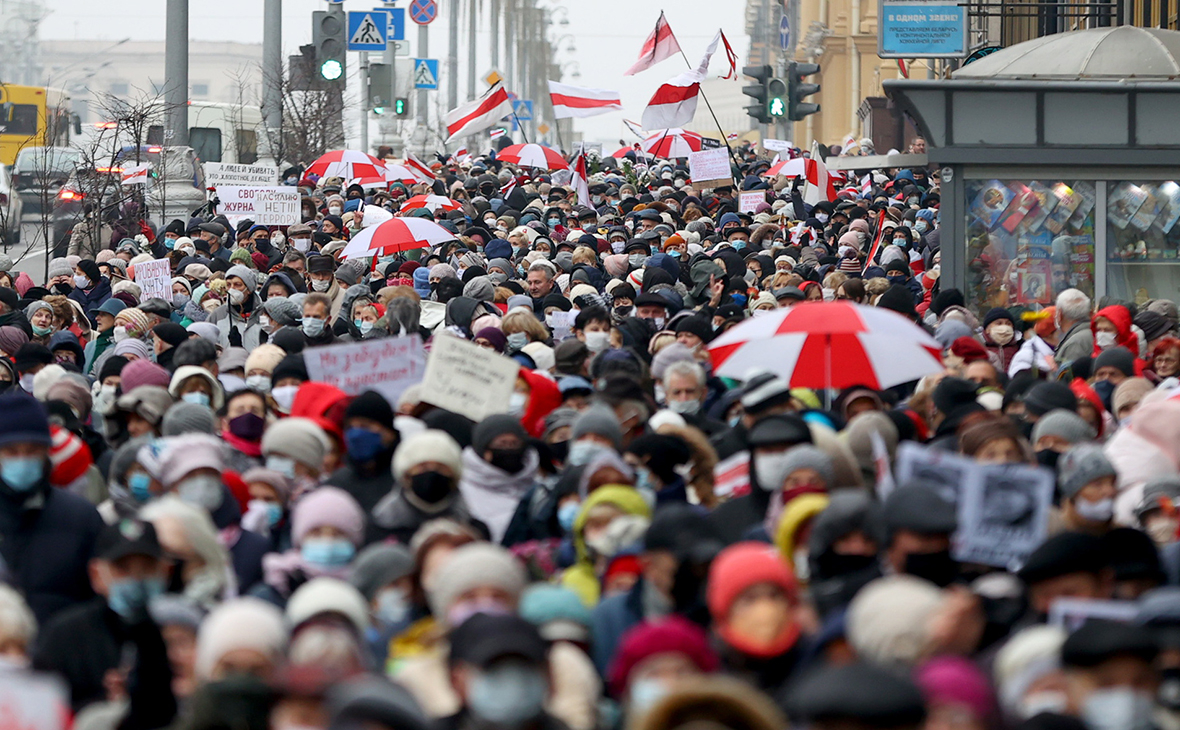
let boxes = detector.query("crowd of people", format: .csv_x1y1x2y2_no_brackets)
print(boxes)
0,139,1178,730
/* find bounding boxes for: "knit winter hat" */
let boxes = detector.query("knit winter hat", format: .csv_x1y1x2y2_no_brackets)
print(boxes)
158,433,224,488
1093,346,1136,377
982,307,1015,329
169,365,226,411
607,616,719,698
847,575,944,669
992,625,1067,717
113,307,151,339
0,325,28,355
345,391,395,429
777,444,835,488
195,597,288,679
472,414,528,455
571,404,623,450
119,359,172,392
707,542,798,622
46,377,93,420
226,264,258,292
1112,377,1154,417
518,584,593,643
47,257,73,279
112,338,151,362
262,297,302,327
31,364,66,402
286,577,370,635
291,486,365,547
426,542,527,620
244,344,286,377
161,401,218,436
1023,381,1077,417
348,543,415,601
1030,409,1096,446
1058,443,1117,499
261,417,330,470
916,656,996,723
240,467,292,501
392,429,463,483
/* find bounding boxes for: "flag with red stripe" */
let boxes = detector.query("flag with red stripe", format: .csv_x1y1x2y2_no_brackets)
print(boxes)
624,11,682,76
572,145,590,208
445,82,513,141
802,140,836,205
641,77,701,130
863,208,889,272
548,80,622,119
719,30,739,79
404,151,436,183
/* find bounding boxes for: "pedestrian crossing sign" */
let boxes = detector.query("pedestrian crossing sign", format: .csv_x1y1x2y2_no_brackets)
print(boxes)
414,58,439,89
348,10,389,51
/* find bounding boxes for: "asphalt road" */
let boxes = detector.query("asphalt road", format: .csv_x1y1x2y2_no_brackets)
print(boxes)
6,213,60,285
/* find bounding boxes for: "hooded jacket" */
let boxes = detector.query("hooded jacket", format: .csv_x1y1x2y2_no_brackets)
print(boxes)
1091,305,1144,372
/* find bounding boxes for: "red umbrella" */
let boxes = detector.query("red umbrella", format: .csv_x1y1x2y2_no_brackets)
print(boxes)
762,157,806,178
496,143,570,170
305,150,387,181
400,194,463,213
340,217,457,260
640,128,703,158
707,301,944,390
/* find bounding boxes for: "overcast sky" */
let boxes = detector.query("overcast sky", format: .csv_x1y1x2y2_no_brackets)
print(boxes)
39,0,749,147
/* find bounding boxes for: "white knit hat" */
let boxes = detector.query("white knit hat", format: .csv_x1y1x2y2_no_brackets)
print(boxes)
286,577,370,635
993,624,1067,716
261,417,330,470
195,597,288,679
846,575,944,669
392,429,462,483
426,542,527,621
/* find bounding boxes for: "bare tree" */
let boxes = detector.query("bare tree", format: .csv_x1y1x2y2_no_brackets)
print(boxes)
259,57,350,171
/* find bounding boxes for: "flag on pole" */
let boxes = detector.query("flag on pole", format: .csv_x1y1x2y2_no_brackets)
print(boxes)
622,119,646,139
404,152,436,183
860,173,873,196
548,80,623,119
445,82,513,141
572,146,590,208
726,132,739,140
863,209,888,272
802,140,836,205
640,30,721,130
897,59,909,78
121,164,150,186
624,11,682,76
718,31,739,79
489,128,505,140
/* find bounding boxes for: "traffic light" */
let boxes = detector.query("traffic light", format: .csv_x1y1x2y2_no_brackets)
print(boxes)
393,98,409,117
767,77,787,118
788,61,821,121
312,9,346,83
368,63,392,112
742,65,773,124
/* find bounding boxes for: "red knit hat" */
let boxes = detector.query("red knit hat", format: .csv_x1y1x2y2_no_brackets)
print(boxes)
706,542,798,622
49,424,92,487
607,616,719,698
950,336,989,364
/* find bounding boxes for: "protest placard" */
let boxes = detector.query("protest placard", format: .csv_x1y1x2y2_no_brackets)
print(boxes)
303,336,426,404
738,191,764,213
546,311,575,342
762,138,793,152
419,334,518,422
1049,598,1139,632
956,460,1054,570
893,441,972,505
216,186,300,225
0,670,70,730
134,258,172,302
204,162,279,187
688,147,733,189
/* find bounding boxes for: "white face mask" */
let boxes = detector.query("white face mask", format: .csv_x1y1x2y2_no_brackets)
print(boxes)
1019,691,1069,720
271,384,299,413
1075,496,1114,522
584,330,610,354
508,391,527,416
753,451,790,492
245,374,271,393
311,278,331,292
19,373,34,393
1096,331,1117,349
228,288,245,305
328,206,342,216
259,314,272,332
989,323,1015,345
1082,688,1155,730
112,325,129,343
74,274,90,289
292,237,311,252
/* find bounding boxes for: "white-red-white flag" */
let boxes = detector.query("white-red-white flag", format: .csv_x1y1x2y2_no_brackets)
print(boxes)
860,173,873,195
572,146,590,208
718,30,739,79
445,82,513,141
489,128,505,140
641,76,701,130
404,151,436,183
548,80,623,119
622,119,646,139
802,141,836,205
624,11,682,76
121,163,150,186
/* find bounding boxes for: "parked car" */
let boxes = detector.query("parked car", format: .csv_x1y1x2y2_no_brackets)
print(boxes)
11,146,81,214
0,163,25,246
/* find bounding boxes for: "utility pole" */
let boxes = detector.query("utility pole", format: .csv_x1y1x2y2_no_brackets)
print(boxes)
262,0,282,151
360,52,370,154
417,24,429,127
489,0,499,71
466,0,477,100
447,0,459,112
164,0,188,147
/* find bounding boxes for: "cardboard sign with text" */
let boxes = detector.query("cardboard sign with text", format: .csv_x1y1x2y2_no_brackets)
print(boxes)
217,186,300,225
303,336,426,404
688,147,733,189
763,138,793,152
419,334,518,422
134,258,172,301
204,162,279,187
738,191,765,213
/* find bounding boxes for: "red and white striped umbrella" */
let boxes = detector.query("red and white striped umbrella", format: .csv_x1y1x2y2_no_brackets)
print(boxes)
707,301,944,390
305,150,387,181
762,157,806,178
640,128,703,158
340,217,457,260
496,143,570,170
610,146,657,160
400,194,463,213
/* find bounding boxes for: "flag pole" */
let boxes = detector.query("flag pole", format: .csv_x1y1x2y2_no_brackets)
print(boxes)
676,48,738,170
512,109,531,144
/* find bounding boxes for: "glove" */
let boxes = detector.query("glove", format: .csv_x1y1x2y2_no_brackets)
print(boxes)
228,325,242,348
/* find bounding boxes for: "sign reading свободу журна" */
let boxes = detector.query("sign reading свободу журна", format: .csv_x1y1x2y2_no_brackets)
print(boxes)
216,186,300,225
878,0,967,58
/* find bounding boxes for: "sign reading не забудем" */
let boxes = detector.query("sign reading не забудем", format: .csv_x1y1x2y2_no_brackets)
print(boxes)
878,0,967,58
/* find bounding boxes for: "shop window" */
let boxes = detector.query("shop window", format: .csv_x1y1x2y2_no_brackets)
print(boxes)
964,179,1096,313
1105,180,1180,301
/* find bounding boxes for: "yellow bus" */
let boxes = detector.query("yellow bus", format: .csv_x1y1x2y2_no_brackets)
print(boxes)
0,85,74,166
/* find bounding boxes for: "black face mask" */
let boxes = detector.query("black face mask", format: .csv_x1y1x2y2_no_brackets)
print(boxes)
903,549,960,587
488,447,526,474
1036,448,1061,471
814,551,877,579
548,440,568,464
410,471,452,504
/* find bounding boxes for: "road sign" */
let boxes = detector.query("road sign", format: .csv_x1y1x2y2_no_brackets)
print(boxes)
511,99,533,131
392,39,411,56
484,69,503,86
537,123,550,134
414,58,439,89
409,0,437,25
779,15,791,50
348,10,389,51
382,7,406,40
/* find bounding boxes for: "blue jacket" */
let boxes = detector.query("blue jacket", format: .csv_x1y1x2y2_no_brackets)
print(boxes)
68,278,113,326
590,579,645,676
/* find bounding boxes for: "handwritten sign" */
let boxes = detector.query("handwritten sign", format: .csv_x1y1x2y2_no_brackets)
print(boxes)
217,186,300,225
134,258,172,302
738,191,764,213
204,162,279,187
419,334,518,422
303,336,426,404
687,147,732,189
763,138,793,152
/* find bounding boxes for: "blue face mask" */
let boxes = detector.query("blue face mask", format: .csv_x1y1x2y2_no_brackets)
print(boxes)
634,466,656,494
1,457,44,492
128,472,153,502
182,391,210,407
165,238,175,250
345,427,385,462
265,502,283,527
668,250,681,259
557,501,580,533
302,317,326,337
301,539,356,569
353,319,374,335
731,240,747,250
107,576,165,622
547,219,561,228
731,293,747,307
